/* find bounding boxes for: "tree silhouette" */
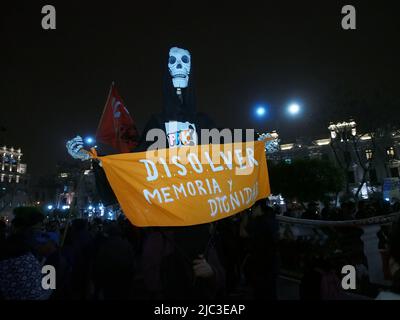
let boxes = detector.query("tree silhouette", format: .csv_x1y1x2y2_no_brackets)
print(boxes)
268,159,344,205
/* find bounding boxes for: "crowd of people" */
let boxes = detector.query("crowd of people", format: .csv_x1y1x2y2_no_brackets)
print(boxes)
0,200,278,300
1,199,399,300
282,198,400,221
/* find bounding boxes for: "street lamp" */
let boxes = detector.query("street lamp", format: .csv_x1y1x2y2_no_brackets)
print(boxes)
84,136,95,146
328,120,357,142
252,101,303,135
287,102,301,116
255,105,267,118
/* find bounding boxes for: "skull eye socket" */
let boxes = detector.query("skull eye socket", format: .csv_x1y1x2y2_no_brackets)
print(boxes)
169,56,177,64
181,55,189,64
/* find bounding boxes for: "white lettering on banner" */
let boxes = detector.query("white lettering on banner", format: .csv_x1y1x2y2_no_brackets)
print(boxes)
161,187,174,203
245,147,258,166
188,153,203,173
143,178,222,205
139,147,258,182
195,180,207,195
204,152,224,172
227,180,233,192
159,158,172,178
136,143,265,222
144,179,258,218
171,156,187,176
139,159,158,181
209,182,258,217
173,184,187,199
220,151,233,170
143,189,162,203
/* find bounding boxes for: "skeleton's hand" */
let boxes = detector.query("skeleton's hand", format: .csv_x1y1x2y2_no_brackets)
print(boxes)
66,136,90,161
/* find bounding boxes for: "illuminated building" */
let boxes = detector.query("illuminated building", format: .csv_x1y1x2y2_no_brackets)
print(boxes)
0,146,29,220
265,121,400,199
0,146,26,184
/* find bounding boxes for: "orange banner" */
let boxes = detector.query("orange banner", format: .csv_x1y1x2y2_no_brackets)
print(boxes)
93,141,270,227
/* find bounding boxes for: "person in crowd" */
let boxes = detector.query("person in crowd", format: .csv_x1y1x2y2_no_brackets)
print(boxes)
92,222,136,299
392,200,400,213
320,201,334,220
376,219,400,300
332,201,356,221
215,216,242,295
283,208,294,217
241,199,278,299
299,253,343,300
272,204,282,216
381,199,393,216
62,219,95,299
301,202,320,220
141,224,225,299
284,202,303,218
0,207,52,300
355,200,370,219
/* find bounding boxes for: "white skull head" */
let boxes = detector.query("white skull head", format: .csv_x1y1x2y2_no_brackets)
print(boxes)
168,47,191,89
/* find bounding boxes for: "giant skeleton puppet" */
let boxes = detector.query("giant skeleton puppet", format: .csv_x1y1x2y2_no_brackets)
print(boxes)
67,47,216,202
66,47,225,298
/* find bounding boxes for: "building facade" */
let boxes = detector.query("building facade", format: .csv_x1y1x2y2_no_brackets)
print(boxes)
0,146,26,183
0,146,29,220
264,121,400,200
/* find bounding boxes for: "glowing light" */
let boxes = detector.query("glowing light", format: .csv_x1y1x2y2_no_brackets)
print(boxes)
47,205,53,210
360,135,372,141
99,203,105,216
62,205,70,210
85,137,95,145
280,143,294,151
88,205,93,210
361,184,369,199
315,139,331,146
255,106,266,117
107,211,114,220
288,103,300,115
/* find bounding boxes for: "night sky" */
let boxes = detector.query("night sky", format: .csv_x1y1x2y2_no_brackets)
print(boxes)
1,1,399,178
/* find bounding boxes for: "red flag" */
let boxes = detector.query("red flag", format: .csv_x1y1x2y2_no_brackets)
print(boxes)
96,83,139,153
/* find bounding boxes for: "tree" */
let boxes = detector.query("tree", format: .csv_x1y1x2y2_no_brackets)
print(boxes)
268,159,344,205
330,124,397,200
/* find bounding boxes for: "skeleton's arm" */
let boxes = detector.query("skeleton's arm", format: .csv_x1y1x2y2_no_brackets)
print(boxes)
66,135,91,161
